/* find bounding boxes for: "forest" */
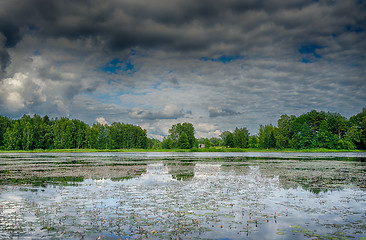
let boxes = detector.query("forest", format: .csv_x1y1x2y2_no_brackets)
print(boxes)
0,115,147,150
0,108,365,151
199,109,366,150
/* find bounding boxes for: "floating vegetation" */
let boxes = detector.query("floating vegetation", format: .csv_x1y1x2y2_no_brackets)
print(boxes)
276,229,286,235
0,153,365,239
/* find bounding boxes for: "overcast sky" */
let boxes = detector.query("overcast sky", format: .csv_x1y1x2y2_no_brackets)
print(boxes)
0,0,365,139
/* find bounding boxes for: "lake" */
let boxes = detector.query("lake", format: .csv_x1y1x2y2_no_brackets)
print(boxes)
0,152,365,239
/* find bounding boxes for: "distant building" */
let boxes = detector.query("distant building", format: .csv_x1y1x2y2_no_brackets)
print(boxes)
198,144,205,148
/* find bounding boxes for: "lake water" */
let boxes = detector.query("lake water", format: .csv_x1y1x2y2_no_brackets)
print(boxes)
0,152,365,239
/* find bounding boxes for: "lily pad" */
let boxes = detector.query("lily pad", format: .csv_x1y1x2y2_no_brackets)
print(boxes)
290,225,302,229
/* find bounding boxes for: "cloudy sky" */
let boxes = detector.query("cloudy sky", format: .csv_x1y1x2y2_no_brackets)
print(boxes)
0,0,365,139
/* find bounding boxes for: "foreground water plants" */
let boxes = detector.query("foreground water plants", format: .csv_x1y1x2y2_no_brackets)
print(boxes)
0,153,365,239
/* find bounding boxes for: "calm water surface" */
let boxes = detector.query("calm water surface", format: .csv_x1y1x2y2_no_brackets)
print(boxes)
0,152,365,239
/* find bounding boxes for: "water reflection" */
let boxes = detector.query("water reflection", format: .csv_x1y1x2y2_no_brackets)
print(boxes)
0,154,365,240
257,160,366,193
123,162,174,185
166,162,195,181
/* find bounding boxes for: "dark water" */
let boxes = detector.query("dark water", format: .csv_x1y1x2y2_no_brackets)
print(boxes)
0,152,365,239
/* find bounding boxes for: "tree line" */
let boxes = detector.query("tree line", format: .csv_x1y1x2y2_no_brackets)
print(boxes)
0,109,365,151
0,115,147,150
201,109,366,150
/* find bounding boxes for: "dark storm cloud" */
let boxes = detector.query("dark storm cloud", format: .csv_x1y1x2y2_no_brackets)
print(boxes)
209,107,241,118
128,106,187,120
0,20,22,48
1,0,365,56
0,48,9,73
0,20,22,73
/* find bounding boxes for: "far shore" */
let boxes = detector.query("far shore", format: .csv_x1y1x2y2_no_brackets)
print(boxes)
0,147,365,153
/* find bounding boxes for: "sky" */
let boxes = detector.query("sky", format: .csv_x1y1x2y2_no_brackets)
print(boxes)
0,0,365,139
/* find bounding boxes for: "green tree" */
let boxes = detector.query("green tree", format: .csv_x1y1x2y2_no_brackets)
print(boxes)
95,123,108,149
276,114,295,148
162,137,174,149
53,118,73,149
4,121,22,150
350,108,366,149
233,127,249,148
0,116,11,148
204,138,211,148
307,110,326,134
71,119,88,149
147,138,161,149
258,125,276,148
326,112,347,140
85,124,99,149
209,137,221,147
220,131,234,148
43,123,54,149
22,122,34,150
339,125,360,149
31,114,46,149
179,132,190,149
298,123,314,149
314,121,338,149
249,135,259,148
168,123,195,148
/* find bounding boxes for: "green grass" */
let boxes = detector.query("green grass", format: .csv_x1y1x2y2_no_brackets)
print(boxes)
0,148,175,153
0,147,364,153
190,146,365,152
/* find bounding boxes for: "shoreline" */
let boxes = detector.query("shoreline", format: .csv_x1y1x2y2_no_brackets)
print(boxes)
0,148,365,153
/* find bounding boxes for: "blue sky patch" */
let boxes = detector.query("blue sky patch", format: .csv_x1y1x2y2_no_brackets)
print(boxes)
298,43,322,63
200,55,242,64
28,25,38,31
33,50,41,56
130,49,137,56
102,58,137,76
298,44,322,57
153,82,162,89
346,25,364,33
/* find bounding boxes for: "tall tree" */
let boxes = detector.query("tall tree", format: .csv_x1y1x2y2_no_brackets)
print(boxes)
350,108,366,149
258,125,276,148
220,131,234,148
162,137,174,149
0,116,11,148
276,114,295,148
339,125,360,150
298,123,314,149
233,127,250,148
209,137,221,147
4,121,22,150
22,122,34,150
179,132,190,149
204,138,211,148
71,119,88,149
249,135,259,148
168,123,195,148
326,112,347,140
53,118,73,149
314,121,338,149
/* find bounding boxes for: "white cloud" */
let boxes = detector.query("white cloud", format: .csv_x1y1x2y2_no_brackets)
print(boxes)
195,123,218,133
194,123,221,139
96,117,108,125
0,72,46,111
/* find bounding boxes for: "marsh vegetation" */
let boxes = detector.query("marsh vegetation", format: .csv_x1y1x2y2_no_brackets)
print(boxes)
0,152,365,239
